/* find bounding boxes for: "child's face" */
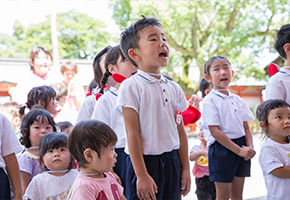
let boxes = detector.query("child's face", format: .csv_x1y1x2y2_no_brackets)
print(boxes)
29,119,54,147
62,69,76,85
205,59,233,92
32,51,52,77
46,98,58,115
263,107,290,143
43,147,71,171
91,144,117,172
111,57,137,78
131,25,169,73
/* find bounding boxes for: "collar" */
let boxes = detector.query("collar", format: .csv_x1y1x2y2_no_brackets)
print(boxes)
279,67,290,75
137,69,168,84
109,86,118,96
211,88,234,99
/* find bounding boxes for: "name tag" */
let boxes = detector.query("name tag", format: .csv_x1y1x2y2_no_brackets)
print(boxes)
175,110,181,125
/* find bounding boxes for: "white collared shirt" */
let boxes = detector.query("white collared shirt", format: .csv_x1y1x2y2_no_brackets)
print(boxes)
201,89,254,147
91,86,126,148
116,69,188,155
266,67,290,105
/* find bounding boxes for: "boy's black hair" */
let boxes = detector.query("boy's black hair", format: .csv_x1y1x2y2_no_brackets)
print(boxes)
68,120,117,168
256,99,290,127
274,24,290,59
93,46,112,88
204,56,231,76
20,109,57,148
57,121,73,132
198,78,210,98
99,45,126,94
19,86,57,117
39,132,74,171
120,15,162,67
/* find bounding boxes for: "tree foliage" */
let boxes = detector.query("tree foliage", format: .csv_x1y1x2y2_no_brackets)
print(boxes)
110,0,290,86
0,11,115,59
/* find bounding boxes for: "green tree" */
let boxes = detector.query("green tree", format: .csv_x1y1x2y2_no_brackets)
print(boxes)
0,11,115,59
110,0,290,86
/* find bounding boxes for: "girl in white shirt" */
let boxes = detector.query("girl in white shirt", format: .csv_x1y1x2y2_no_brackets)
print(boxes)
256,99,290,200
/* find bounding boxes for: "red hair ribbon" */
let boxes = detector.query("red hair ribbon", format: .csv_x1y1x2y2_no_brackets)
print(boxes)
86,91,92,97
101,85,108,89
95,93,102,101
268,63,280,76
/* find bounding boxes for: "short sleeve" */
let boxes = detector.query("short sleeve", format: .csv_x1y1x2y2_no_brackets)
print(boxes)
117,79,140,114
259,143,283,174
201,99,220,129
266,77,285,100
239,98,255,122
23,176,40,200
91,95,111,124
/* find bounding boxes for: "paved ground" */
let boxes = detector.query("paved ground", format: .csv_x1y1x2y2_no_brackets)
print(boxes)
183,134,267,200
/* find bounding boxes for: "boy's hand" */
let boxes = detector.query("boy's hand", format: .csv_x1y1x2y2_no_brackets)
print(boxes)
238,146,256,160
137,174,157,200
180,168,191,196
190,94,202,109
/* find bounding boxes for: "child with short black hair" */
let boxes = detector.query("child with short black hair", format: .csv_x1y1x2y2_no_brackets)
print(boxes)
266,24,290,104
256,99,290,199
202,56,256,200
0,113,23,200
19,85,58,118
67,120,125,200
24,133,78,200
118,16,191,199
18,109,57,194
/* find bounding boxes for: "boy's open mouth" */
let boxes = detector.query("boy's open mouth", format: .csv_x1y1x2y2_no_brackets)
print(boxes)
159,51,168,58
220,78,228,81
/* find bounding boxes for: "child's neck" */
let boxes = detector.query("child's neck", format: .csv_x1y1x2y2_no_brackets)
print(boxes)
47,169,69,176
215,88,228,95
80,168,105,178
140,68,161,79
27,146,39,156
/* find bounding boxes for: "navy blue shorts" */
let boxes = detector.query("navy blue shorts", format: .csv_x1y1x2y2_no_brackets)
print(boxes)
0,168,11,200
126,150,181,200
208,136,251,183
113,148,127,195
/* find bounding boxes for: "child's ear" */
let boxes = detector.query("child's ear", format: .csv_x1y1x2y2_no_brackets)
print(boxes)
38,100,45,108
204,74,211,83
83,148,93,162
108,64,117,74
283,43,290,55
231,70,234,77
128,48,139,61
259,121,267,131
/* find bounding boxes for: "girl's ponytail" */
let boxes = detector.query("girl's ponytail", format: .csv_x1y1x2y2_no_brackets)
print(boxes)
99,69,112,94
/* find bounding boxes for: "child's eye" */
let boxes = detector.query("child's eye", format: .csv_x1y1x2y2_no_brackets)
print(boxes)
60,148,66,152
163,38,167,41
150,38,157,41
275,116,281,119
46,126,52,130
48,149,53,153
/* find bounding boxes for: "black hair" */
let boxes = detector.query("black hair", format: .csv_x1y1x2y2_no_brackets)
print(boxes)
204,56,231,76
93,46,112,88
120,15,161,67
19,86,57,117
87,79,97,93
274,24,290,59
68,120,117,168
20,109,57,148
57,121,73,132
198,78,211,98
256,99,290,128
39,132,74,171
99,45,126,94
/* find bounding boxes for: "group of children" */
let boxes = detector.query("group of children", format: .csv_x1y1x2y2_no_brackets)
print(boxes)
1,16,290,200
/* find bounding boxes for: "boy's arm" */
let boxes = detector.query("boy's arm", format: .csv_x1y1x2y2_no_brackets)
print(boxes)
3,153,22,200
20,171,31,196
189,150,207,161
209,126,255,160
122,107,157,200
243,121,254,149
177,120,191,197
271,166,290,178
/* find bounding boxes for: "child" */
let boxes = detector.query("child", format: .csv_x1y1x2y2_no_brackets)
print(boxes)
18,109,57,194
11,46,60,104
189,78,216,200
76,46,112,123
117,16,191,199
24,133,78,200
57,121,73,134
202,56,256,200
0,113,23,200
67,120,125,200
91,45,137,194
266,24,290,104
19,85,58,118
256,99,290,199
0,100,21,133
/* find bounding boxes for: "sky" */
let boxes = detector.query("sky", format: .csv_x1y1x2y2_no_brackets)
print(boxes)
0,0,120,36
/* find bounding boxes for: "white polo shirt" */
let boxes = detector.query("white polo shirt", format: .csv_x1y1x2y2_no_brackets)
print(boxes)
91,87,126,148
266,67,290,105
201,89,254,147
0,113,23,168
116,69,188,155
